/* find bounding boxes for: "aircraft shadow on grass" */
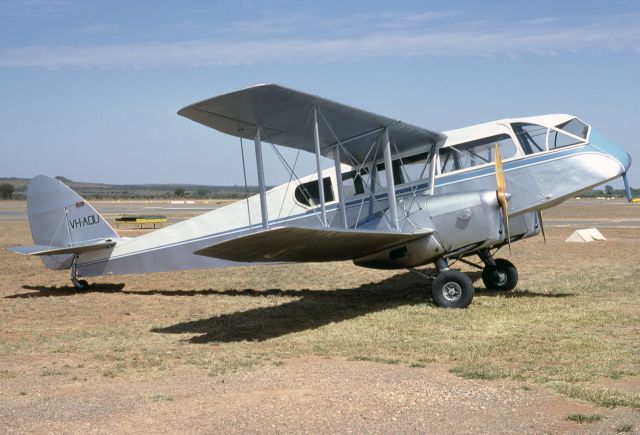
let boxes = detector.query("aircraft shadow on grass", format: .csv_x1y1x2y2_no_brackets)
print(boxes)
148,271,574,344
9,283,126,298
9,272,572,343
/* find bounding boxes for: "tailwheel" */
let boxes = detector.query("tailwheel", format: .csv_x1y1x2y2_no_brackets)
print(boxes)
482,258,518,291
431,270,474,308
72,278,89,291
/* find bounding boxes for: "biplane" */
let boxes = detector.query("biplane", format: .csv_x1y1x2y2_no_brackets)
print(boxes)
9,84,632,307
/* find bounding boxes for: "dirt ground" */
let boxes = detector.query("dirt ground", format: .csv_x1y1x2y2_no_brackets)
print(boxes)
3,357,638,434
1,199,639,434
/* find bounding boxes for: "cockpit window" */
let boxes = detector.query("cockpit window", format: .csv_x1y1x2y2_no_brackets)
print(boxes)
556,118,589,139
513,120,588,154
548,127,585,150
512,123,546,155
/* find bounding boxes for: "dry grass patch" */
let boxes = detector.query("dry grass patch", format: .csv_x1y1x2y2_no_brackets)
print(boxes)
565,413,604,424
616,423,634,433
552,383,640,409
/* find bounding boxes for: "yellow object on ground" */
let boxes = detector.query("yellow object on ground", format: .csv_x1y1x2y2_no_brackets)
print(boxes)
115,216,167,229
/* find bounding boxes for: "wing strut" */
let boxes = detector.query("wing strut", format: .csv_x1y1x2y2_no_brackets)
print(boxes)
382,128,400,231
333,145,348,228
254,127,269,229
312,107,328,226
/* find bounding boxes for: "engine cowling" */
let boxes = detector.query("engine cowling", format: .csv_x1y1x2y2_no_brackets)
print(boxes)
354,190,505,269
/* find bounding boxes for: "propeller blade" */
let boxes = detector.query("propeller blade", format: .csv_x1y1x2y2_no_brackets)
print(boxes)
537,210,546,243
495,144,511,254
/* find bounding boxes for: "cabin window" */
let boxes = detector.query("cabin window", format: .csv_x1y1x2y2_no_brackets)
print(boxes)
512,123,547,154
294,177,335,207
342,169,367,195
374,160,406,187
439,134,517,174
395,152,431,184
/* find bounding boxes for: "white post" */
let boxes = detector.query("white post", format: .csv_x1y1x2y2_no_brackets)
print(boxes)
254,127,269,229
333,146,347,228
382,128,399,231
313,107,327,226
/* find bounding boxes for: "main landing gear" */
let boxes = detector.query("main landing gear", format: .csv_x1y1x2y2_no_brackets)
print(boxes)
478,250,518,292
412,258,475,308
431,258,474,308
411,250,520,308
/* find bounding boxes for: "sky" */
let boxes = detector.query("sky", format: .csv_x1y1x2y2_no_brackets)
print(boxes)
0,0,639,187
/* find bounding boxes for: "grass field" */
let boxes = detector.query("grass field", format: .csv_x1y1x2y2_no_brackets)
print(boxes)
0,199,639,432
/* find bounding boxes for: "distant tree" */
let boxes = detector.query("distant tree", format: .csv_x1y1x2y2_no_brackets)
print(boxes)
196,188,209,198
174,188,185,197
0,183,14,199
604,185,614,196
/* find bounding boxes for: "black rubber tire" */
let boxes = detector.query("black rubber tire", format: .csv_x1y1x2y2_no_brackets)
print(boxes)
431,270,475,308
482,258,518,291
74,279,89,290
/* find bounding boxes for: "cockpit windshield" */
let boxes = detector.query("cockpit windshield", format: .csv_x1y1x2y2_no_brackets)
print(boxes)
512,118,589,155
556,118,589,139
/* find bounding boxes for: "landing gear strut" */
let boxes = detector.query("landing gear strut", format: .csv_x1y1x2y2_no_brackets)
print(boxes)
70,255,89,290
479,249,518,291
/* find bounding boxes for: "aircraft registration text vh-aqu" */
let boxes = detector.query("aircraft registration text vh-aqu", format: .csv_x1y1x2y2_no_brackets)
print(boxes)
8,84,633,308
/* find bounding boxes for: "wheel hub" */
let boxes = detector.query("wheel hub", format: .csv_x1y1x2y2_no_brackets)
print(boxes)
442,281,462,301
493,269,507,285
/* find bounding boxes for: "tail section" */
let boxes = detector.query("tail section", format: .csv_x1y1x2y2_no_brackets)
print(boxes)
22,175,119,270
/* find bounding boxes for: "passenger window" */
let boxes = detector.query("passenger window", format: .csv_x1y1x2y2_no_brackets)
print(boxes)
294,177,335,207
396,152,430,184
342,170,366,195
439,134,517,174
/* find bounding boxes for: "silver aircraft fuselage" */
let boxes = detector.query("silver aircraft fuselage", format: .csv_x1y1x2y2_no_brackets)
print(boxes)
74,114,631,277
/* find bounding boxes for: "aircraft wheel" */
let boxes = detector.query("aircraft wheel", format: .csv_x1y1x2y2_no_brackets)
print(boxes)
73,279,89,290
482,258,518,291
431,270,474,308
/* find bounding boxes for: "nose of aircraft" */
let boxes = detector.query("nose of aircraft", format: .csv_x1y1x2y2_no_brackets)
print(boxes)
588,129,633,200
589,129,632,173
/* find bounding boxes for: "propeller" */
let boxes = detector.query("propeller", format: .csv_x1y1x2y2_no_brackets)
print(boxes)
494,144,511,254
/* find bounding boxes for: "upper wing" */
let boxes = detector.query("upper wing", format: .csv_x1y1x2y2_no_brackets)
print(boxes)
178,84,446,165
194,226,432,263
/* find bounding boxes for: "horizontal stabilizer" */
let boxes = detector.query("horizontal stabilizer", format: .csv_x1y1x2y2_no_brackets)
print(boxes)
194,226,432,263
8,238,117,257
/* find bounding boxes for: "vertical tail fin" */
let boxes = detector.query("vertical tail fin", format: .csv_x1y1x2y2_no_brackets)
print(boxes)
26,175,119,270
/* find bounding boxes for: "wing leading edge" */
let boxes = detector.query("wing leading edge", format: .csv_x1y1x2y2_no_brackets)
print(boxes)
194,226,432,263
178,84,446,165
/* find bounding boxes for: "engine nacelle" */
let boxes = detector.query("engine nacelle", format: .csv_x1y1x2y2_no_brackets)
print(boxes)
354,190,505,269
